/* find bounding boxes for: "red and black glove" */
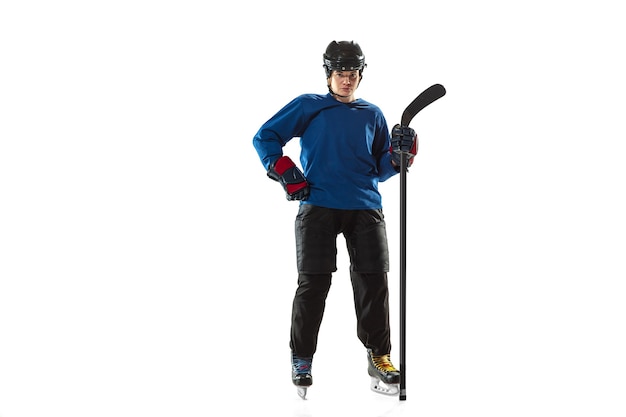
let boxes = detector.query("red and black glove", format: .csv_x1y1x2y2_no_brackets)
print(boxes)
390,124,418,168
267,156,310,201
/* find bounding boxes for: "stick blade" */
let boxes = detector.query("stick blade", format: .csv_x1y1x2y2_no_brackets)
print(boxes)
401,83,446,126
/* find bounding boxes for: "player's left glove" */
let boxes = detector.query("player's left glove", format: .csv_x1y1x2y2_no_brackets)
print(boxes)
390,124,418,168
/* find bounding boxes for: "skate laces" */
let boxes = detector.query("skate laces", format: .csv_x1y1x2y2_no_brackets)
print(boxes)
370,353,398,373
292,356,312,374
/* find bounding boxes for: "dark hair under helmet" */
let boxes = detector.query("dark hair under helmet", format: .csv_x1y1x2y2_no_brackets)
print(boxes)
323,40,366,78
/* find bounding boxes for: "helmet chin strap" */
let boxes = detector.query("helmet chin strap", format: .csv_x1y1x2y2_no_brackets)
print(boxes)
327,75,362,99
328,84,350,98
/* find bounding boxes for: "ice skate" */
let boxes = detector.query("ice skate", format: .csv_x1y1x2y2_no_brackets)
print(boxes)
367,349,400,396
291,352,313,400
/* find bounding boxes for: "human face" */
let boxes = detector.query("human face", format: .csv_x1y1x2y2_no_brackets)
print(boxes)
328,70,360,102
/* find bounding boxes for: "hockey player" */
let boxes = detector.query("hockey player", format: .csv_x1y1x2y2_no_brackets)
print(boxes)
252,40,417,399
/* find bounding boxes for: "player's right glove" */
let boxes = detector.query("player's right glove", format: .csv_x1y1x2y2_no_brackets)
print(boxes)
267,156,310,201
390,124,418,168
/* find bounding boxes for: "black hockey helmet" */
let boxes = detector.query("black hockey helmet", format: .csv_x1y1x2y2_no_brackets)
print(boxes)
323,40,366,78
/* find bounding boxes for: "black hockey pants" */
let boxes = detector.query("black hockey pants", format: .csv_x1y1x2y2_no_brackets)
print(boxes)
290,204,392,358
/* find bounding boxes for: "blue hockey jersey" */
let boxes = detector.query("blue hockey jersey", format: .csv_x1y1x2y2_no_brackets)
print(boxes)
253,93,397,210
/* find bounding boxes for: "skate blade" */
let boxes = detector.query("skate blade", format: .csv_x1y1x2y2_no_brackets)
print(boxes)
297,386,308,400
370,377,399,396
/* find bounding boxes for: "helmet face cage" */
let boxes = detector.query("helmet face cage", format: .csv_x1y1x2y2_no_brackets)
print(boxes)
323,41,366,78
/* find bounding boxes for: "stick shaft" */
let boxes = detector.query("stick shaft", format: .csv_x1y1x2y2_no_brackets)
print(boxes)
399,152,407,401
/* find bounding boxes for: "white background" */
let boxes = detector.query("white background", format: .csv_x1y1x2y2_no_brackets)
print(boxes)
1,1,625,416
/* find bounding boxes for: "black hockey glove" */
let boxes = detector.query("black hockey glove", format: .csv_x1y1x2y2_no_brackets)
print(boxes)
390,124,418,168
267,156,310,201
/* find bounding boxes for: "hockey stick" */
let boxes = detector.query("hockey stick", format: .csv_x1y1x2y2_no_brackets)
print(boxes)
397,83,446,401
401,83,446,127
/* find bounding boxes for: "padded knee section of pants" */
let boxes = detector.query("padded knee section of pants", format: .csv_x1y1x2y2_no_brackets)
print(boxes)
295,207,337,274
296,233,337,273
347,221,390,273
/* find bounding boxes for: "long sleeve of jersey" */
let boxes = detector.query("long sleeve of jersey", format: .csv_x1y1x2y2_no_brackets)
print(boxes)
253,93,398,210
